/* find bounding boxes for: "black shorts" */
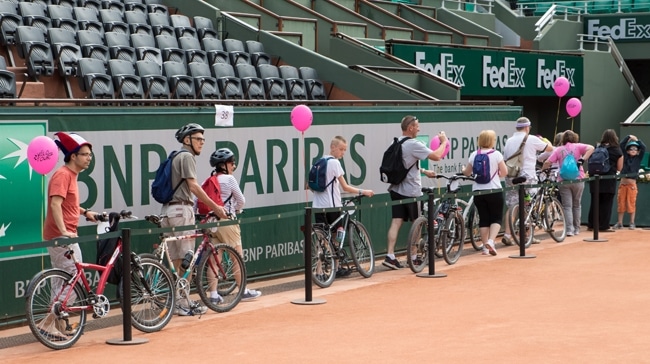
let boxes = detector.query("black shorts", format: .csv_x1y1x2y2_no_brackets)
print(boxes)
315,211,342,229
473,191,504,227
390,191,419,222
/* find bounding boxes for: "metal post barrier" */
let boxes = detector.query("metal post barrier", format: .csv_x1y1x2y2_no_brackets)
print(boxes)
292,207,326,305
510,183,535,259
585,175,607,242
107,228,147,345
417,190,447,278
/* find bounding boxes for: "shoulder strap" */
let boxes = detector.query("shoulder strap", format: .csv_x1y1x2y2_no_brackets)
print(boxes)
214,173,234,206
171,149,189,194
506,134,528,162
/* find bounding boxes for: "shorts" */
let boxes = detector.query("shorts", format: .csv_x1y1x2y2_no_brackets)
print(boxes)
160,204,195,260
474,192,504,227
390,190,419,222
617,183,638,213
315,211,342,230
210,223,242,249
505,176,538,208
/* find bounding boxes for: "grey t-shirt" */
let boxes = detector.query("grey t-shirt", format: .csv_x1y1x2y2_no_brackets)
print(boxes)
388,137,432,197
170,149,196,203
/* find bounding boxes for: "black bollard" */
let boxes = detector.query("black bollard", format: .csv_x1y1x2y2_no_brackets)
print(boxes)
292,207,326,305
585,175,607,242
510,183,535,259
417,191,446,278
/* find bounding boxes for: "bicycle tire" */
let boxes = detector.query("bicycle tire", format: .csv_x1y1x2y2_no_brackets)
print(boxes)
348,221,375,278
196,244,246,313
124,257,175,333
545,197,566,242
25,269,87,350
442,211,464,265
508,205,534,248
406,216,429,273
464,202,483,251
310,226,336,288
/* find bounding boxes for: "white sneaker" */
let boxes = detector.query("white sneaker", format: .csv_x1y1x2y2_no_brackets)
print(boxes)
241,289,262,301
486,240,497,256
175,298,208,316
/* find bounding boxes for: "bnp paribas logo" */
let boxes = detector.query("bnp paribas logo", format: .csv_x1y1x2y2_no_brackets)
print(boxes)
0,122,48,258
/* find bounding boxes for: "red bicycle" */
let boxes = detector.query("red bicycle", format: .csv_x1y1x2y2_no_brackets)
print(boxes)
24,210,175,350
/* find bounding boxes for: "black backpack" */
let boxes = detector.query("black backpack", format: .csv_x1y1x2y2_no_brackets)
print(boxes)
588,145,611,175
380,137,417,184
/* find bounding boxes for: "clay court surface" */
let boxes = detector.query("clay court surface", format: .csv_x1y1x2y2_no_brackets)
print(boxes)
2,229,649,363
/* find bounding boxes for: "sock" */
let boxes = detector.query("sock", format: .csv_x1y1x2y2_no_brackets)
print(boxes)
387,254,395,260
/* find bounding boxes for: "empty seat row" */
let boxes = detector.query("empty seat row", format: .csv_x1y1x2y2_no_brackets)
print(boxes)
2,0,167,14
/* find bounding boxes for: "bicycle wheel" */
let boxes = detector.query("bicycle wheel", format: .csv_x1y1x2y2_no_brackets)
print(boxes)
442,211,465,265
508,205,534,248
125,257,175,333
406,216,429,273
464,202,483,251
196,244,245,313
309,227,336,288
25,269,87,350
348,221,375,278
544,197,566,242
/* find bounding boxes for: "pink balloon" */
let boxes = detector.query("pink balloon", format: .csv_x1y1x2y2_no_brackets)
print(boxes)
553,76,570,97
27,136,58,175
429,135,450,159
566,97,582,117
290,105,312,132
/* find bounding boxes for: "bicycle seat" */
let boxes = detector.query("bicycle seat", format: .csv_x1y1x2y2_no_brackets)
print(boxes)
511,176,527,185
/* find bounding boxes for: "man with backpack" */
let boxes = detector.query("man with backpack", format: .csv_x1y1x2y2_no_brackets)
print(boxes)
310,136,375,277
197,148,261,301
501,117,552,246
160,123,227,316
383,115,448,270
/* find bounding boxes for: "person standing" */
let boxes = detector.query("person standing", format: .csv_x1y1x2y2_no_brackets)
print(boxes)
587,129,623,232
383,115,447,270
42,132,98,339
203,148,262,302
462,130,507,256
542,130,594,236
312,136,375,277
501,117,552,246
162,123,227,316
614,135,645,230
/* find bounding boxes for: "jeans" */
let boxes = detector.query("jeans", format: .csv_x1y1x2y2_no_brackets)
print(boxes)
558,182,584,234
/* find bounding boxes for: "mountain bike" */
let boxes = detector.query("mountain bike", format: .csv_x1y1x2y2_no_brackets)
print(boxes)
25,210,175,350
426,183,482,251
407,174,474,272
310,194,374,288
142,213,246,313
506,168,566,248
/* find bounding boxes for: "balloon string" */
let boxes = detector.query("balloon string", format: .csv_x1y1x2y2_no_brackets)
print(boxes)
554,97,561,137
571,117,574,131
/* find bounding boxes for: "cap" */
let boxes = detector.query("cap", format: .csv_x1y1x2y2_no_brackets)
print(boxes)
626,141,640,150
54,132,92,156
515,117,531,128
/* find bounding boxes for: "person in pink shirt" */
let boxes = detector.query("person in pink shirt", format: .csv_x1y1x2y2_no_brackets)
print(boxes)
542,130,594,237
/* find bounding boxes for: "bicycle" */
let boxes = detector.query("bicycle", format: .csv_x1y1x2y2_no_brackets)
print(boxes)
25,210,175,350
506,168,566,248
407,174,474,272
142,213,246,313
310,194,375,288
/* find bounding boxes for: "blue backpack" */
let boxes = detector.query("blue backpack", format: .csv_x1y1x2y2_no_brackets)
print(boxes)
308,157,335,192
151,150,188,204
472,149,496,184
560,147,580,180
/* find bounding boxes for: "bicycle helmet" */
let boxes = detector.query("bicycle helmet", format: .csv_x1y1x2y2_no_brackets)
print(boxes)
626,141,640,150
175,123,205,143
210,148,235,168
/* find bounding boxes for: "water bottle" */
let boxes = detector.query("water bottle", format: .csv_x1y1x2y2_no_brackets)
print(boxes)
336,227,345,243
524,194,532,205
181,250,194,269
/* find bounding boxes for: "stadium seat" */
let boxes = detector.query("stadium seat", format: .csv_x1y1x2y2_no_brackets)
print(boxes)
162,60,194,99
18,2,51,35
0,1,24,45
135,59,169,98
123,0,146,13
299,66,327,100
77,57,114,98
47,4,78,32
48,27,82,76
148,12,173,36
170,14,196,39
73,6,104,34
193,16,217,40
235,63,265,100
124,10,152,35
146,2,168,15
101,0,125,13
245,40,272,67
155,34,185,63
202,37,228,66
0,55,16,97
188,61,219,99
211,63,243,99
105,31,137,64
131,32,162,67
279,65,308,100
77,29,109,65
257,64,287,100
15,25,55,78
76,0,101,14
108,58,144,98
54,0,76,8
100,9,128,34
179,36,207,64
223,38,250,65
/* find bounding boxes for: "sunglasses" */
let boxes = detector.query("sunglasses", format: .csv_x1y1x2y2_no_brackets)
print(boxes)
628,147,639,152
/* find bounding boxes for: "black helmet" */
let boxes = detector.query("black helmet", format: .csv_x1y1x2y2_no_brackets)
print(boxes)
175,123,205,143
210,148,235,168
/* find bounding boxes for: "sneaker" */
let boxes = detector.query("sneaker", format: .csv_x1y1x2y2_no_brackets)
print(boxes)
335,267,352,278
613,223,623,230
382,256,402,270
175,299,208,316
532,238,541,244
242,289,262,301
566,231,574,237
486,240,497,256
412,257,423,266
481,247,490,255
210,294,224,305
574,227,581,235
630,224,636,230
501,235,514,246
39,328,68,342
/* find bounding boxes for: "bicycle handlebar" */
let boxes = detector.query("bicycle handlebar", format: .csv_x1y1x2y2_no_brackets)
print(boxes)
95,210,134,222
422,173,475,193
144,211,226,226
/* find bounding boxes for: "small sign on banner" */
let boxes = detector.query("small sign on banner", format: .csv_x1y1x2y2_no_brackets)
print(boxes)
214,104,234,127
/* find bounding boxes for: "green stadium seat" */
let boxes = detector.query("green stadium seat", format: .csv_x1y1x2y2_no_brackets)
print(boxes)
641,152,650,171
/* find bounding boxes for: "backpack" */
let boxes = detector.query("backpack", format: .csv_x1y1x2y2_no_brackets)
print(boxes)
96,213,122,285
505,134,528,178
588,145,611,175
380,137,416,184
197,174,232,214
308,157,335,192
559,147,580,180
151,150,188,204
472,149,496,184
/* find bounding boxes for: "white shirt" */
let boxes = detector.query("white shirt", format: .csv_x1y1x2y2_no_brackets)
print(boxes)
468,148,504,191
312,155,344,208
503,132,549,179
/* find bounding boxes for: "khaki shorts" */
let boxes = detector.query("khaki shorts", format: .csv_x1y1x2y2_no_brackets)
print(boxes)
160,204,195,260
210,223,242,249
617,183,638,213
